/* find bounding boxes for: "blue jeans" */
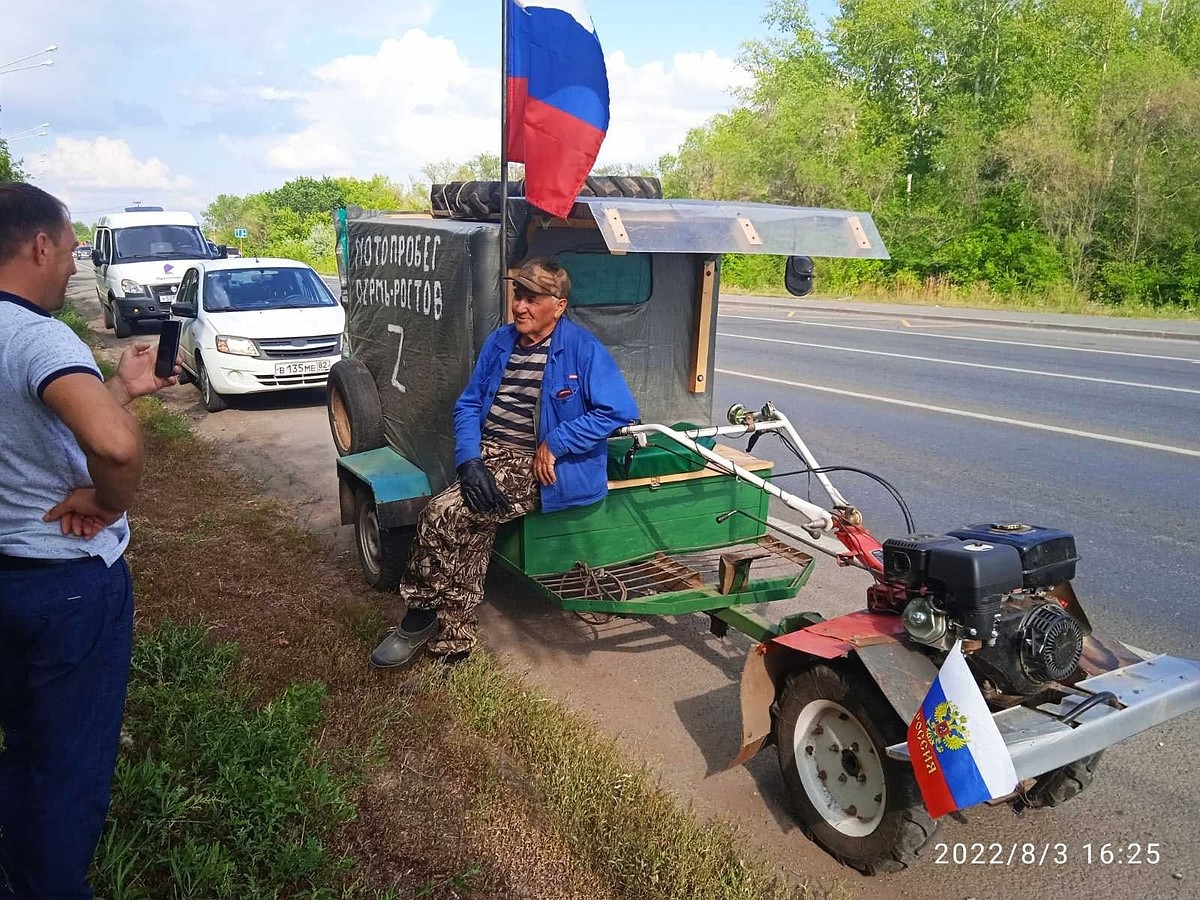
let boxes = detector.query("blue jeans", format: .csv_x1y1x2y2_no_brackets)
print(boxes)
0,556,134,900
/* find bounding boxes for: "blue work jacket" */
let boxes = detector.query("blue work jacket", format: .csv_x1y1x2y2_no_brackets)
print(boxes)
454,317,640,512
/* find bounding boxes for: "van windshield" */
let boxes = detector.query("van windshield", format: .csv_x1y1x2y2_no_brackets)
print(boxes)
202,267,338,312
113,225,212,263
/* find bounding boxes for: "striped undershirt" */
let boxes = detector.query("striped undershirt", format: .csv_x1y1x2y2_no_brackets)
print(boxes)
482,335,550,451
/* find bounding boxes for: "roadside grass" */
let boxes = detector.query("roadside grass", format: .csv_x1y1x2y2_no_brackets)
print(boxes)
103,395,822,900
93,623,377,900
54,301,97,344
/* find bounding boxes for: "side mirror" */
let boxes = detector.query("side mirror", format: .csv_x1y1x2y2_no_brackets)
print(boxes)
172,303,197,318
91,249,104,266
216,244,229,260
784,255,815,297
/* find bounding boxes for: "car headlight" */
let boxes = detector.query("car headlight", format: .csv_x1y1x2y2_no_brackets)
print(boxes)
215,335,259,357
120,279,147,296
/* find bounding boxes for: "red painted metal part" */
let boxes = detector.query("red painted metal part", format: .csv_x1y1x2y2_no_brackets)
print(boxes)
867,581,909,614
832,519,886,576
771,609,907,659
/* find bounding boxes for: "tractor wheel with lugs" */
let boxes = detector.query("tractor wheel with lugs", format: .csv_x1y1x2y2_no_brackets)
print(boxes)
775,663,940,874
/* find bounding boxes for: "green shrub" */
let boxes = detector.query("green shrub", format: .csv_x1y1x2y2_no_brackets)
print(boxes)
93,623,361,899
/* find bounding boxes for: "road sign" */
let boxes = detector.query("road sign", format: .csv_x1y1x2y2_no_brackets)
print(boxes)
233,227,248,239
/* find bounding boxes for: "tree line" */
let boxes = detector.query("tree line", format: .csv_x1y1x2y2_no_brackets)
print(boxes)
660,0,1200,308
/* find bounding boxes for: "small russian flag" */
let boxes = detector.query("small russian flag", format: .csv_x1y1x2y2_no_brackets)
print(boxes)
906,642,1018,818
506,0,610,218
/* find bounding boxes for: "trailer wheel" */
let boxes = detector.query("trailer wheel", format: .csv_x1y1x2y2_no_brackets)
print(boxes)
775,663,939,874
1024,752,1103,809
327,359,385,457
354,486,413,591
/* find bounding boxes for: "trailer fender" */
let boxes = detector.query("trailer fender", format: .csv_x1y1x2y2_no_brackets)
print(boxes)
728,610,938,769
336,447,432,528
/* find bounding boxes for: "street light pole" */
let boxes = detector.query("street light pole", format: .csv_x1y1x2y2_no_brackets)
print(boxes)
0,44,58,73
0,60,54,76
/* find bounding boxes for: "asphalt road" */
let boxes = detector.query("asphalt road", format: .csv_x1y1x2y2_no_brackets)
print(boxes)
75,270,1200,900
713,299,1200,659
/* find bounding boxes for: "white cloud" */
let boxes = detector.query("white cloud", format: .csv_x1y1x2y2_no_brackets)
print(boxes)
602,49,755,164
260,30,749,178
42,137,195,191
264,30,497,174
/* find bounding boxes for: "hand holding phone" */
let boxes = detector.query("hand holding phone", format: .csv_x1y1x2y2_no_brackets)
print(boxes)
156,320,182,379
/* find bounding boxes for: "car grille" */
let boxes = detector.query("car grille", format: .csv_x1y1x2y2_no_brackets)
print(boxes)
256,334,341,359
150,284,179,304
253,372,331,387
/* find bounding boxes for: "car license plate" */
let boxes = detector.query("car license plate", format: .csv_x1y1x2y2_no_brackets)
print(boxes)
275,360,332,377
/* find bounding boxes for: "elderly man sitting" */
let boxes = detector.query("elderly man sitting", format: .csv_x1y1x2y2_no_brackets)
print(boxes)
371,257,639,669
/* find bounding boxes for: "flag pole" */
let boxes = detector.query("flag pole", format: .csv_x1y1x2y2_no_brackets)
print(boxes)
499,0,510,287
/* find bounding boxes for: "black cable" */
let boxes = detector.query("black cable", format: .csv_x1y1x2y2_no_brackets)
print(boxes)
770,430,916,532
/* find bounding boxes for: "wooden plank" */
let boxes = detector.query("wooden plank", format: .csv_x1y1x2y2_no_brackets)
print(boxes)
690,258,717,393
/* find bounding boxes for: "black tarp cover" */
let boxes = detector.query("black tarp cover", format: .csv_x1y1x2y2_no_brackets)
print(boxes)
344,212,502,493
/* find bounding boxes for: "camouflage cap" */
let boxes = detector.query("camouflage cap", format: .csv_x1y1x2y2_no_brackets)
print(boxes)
504,257,571,300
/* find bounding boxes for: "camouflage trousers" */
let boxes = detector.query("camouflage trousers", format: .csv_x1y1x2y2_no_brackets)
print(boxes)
397,440,539,655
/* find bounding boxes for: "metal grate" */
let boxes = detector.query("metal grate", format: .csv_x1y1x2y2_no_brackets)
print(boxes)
675,535,814,583
537,537,813,605
536,553,704,603
253,372,331,387
257,334,341,359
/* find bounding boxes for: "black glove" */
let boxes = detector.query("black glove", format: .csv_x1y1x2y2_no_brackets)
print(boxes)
457,458,511,514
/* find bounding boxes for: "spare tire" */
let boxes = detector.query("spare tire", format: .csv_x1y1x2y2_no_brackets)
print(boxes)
327,359,385,457
431,176,662,220
580,175,662,199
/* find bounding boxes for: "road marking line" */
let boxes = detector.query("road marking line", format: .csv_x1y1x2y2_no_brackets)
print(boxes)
715,367,1200,458
719,313,1200,364
718,332,1200,395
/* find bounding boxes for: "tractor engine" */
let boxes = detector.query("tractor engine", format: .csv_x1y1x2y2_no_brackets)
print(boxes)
881,523,1085,697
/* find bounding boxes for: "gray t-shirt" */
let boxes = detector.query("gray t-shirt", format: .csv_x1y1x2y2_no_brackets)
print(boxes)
0,291,130,565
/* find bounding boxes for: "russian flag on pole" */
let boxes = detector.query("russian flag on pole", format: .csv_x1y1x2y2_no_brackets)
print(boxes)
906,642,1018,818
506,0,609,218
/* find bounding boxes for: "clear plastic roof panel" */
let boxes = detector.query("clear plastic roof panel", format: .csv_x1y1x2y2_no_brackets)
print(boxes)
580,198,890,259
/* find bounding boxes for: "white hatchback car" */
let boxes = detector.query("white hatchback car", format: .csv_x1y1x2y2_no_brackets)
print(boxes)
171,258,345,412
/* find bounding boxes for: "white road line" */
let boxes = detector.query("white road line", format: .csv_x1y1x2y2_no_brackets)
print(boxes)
718,332,1200,395
719,313,1200,364
715,367,1200,459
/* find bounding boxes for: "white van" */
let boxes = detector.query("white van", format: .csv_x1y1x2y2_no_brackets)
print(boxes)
92,208,221,337
170,258,345,412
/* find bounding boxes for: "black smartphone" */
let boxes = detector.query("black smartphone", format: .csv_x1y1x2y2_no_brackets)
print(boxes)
155,319,182,379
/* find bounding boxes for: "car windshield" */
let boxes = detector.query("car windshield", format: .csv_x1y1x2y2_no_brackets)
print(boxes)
113,225,212,262
202,267,337,312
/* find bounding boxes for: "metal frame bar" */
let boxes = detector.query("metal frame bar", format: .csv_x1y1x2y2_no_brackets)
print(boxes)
617,414,842,531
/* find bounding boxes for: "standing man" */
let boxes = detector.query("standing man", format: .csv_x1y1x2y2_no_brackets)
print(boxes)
0,182,179,899
371,257,639,669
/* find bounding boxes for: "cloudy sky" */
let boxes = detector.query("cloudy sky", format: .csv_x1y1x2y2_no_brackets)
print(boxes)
0,0,827,223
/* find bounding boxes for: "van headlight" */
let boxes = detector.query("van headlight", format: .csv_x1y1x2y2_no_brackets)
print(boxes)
215,335,259,357
120,279,147,296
